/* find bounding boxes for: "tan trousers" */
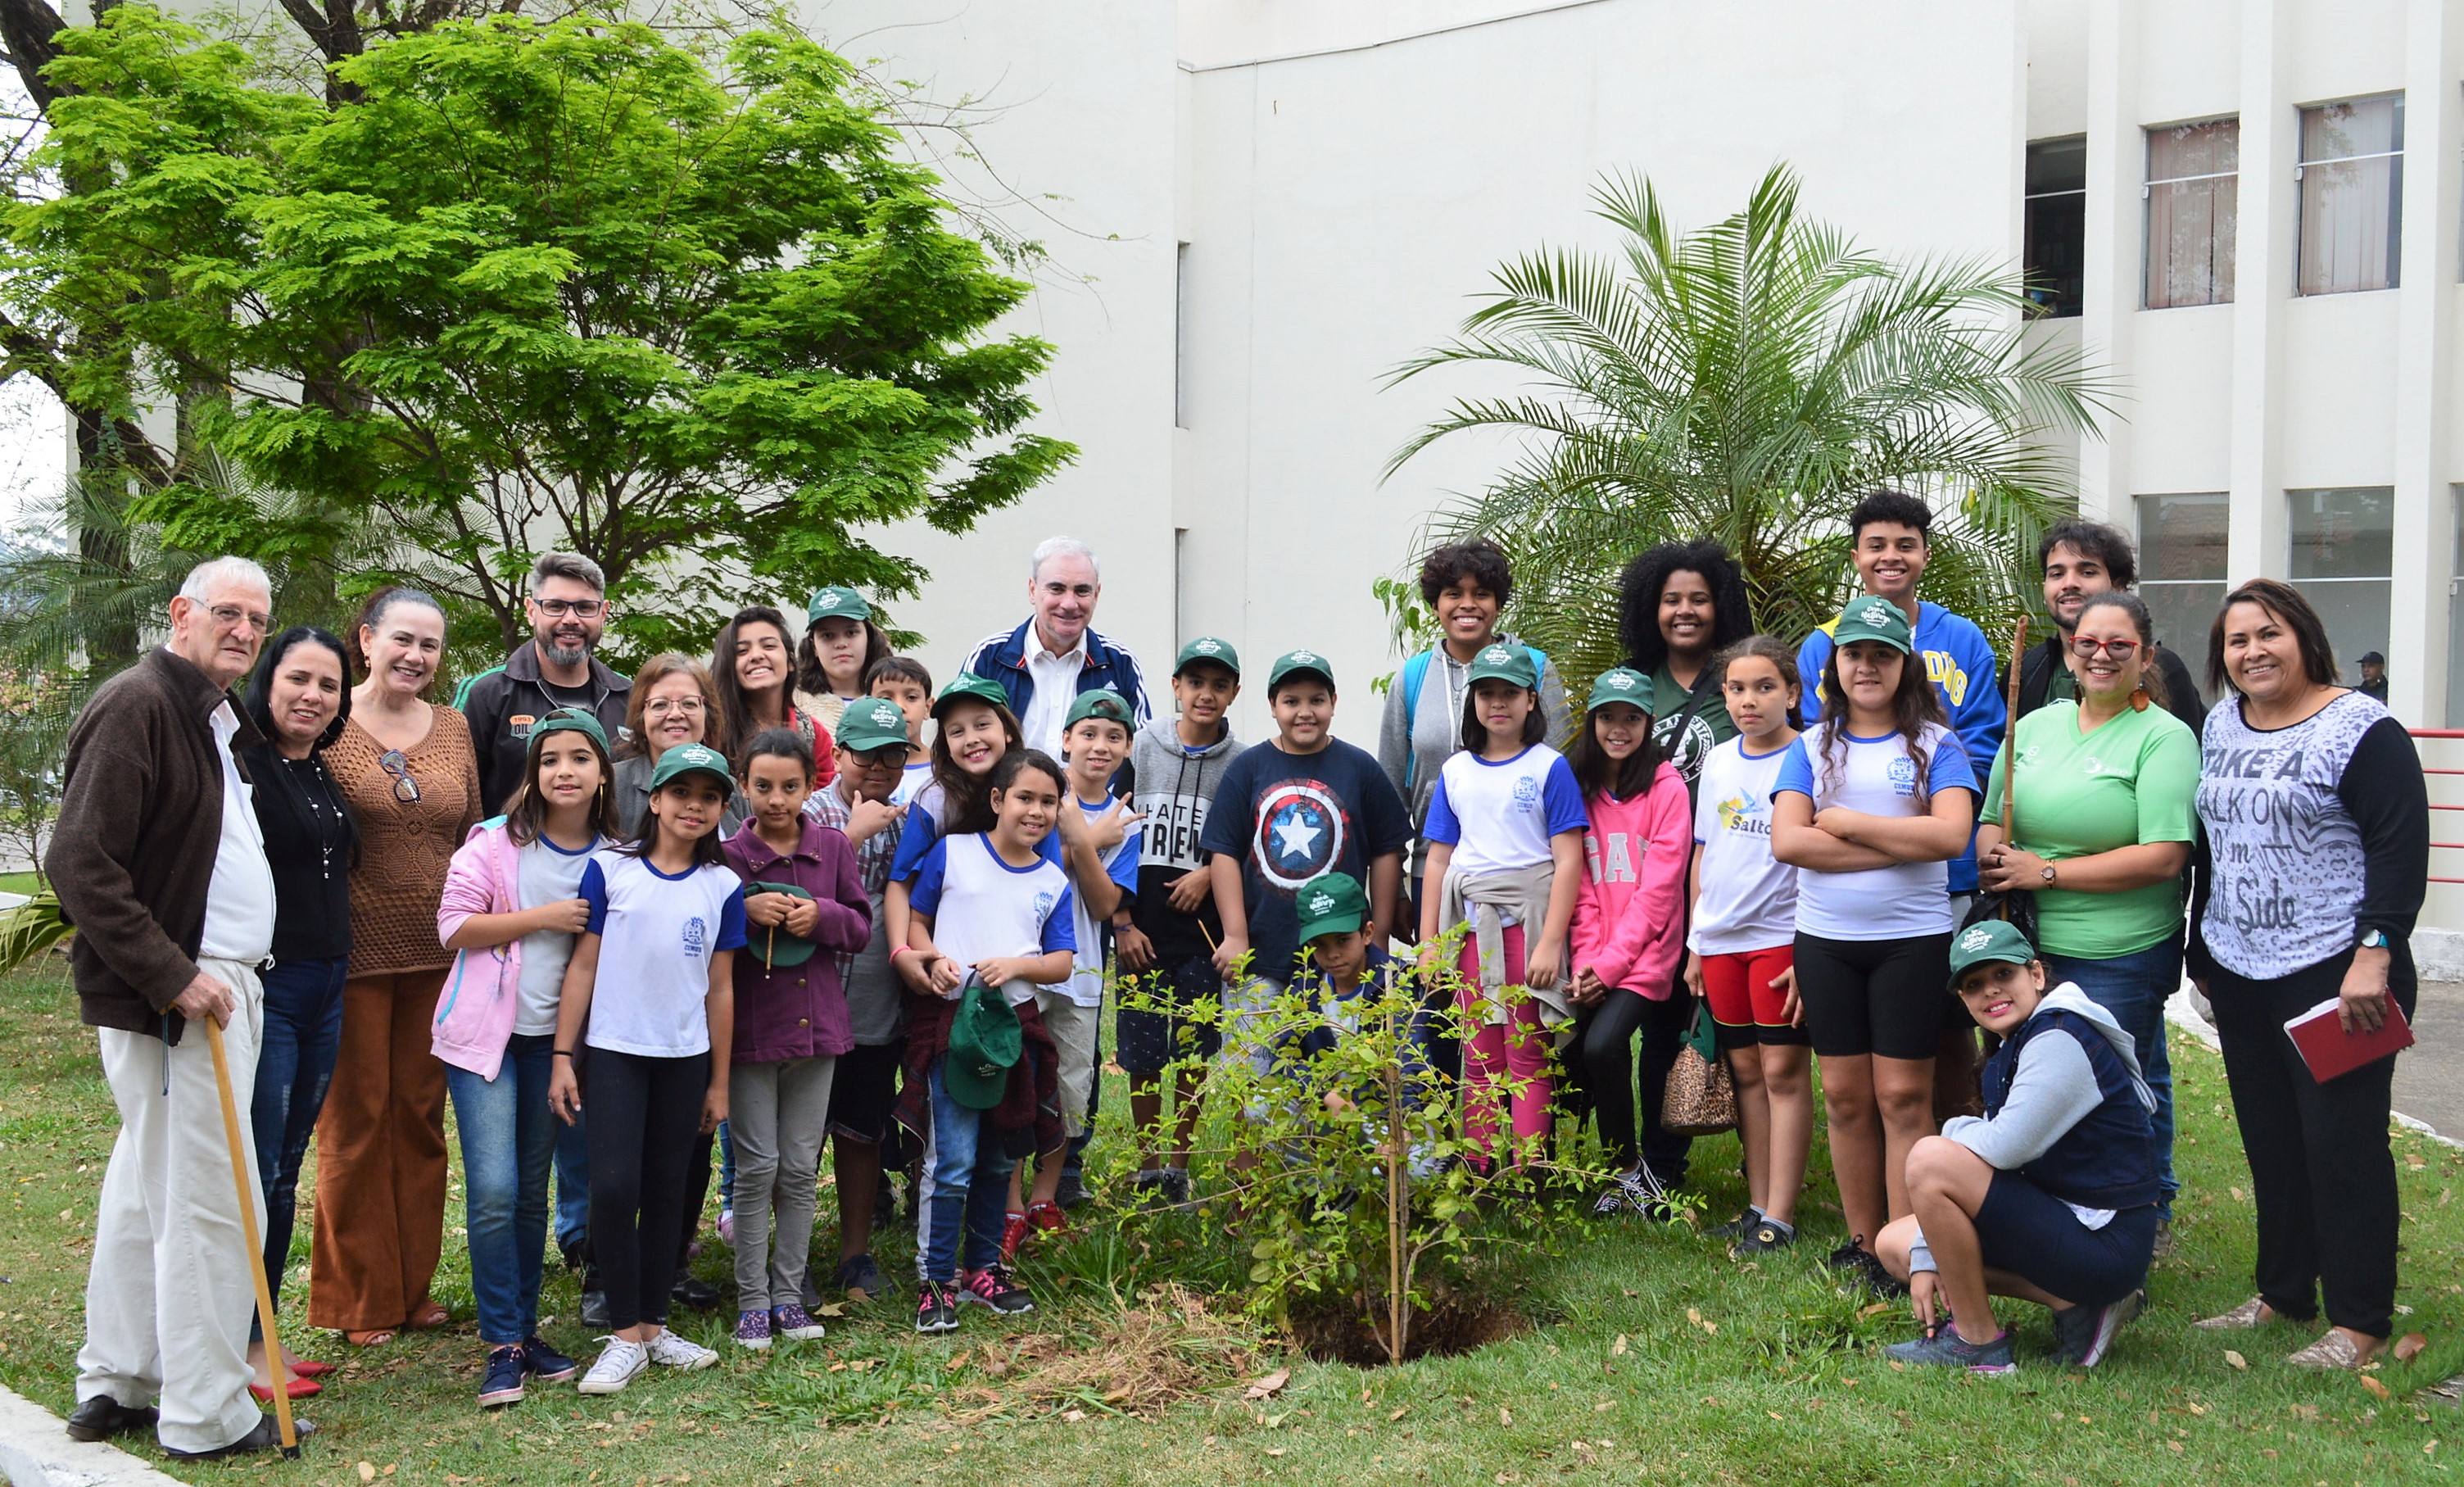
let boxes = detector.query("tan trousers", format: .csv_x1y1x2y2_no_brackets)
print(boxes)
77,957,267,1454
307,968,448,1331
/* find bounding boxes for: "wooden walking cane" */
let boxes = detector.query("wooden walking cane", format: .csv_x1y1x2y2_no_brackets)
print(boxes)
204,1017,301,1459
1996,615,2027,920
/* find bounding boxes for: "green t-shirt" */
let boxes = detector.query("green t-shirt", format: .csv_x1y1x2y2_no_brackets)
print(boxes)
1982,699,2200,959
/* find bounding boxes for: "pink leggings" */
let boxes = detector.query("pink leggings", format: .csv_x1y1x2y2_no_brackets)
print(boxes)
1456,924,1553,1167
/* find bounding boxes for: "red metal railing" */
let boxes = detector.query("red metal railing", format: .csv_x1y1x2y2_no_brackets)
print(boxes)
2415,730,2464,883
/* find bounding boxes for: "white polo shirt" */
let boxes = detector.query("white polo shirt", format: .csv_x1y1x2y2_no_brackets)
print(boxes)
198,700,275,963
1021,630,1089,757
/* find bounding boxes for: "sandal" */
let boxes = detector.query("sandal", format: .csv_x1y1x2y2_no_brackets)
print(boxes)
2193,1296,2273,1331
344,1329,396,1348
287,1358,337,1379
405,1301,451,1331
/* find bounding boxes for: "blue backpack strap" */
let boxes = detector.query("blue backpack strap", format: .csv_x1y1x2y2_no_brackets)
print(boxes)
1401,650,1435,790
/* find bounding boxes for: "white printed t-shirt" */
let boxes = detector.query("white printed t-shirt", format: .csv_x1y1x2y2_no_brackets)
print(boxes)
1060,796,1142,1009
1688,737,1798,955
578,850,748,1057
1771,722,1976,941
907,832,1077,1007
1421,744,1588,877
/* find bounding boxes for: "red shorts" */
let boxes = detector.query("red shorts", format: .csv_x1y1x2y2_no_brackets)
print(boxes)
1698,945,1807,1047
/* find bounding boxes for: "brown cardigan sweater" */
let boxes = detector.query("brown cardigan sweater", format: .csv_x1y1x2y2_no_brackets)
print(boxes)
49,647,263,1045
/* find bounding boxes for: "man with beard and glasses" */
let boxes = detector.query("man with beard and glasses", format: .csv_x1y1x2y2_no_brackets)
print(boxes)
455,551,635,1326
2011,519,2205,737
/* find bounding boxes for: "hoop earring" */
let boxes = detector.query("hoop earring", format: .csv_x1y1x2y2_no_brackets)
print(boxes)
2129,685,2151,713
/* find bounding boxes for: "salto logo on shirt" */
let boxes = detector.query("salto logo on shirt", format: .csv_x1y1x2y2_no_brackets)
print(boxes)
682,916,708,957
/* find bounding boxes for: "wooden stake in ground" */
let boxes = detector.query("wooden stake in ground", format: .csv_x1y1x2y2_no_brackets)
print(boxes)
205,1017,301,1459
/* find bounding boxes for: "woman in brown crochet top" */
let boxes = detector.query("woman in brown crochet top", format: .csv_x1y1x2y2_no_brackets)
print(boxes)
310,587,482,1346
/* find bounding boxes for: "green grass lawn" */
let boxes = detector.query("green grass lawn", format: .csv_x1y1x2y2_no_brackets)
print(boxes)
0,871,41,897
2,957,2460,1485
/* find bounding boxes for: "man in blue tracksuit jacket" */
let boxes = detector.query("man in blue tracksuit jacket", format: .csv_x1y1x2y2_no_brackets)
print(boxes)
957,537,1151,761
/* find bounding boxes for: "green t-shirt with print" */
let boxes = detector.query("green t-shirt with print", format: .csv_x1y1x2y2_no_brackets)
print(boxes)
1982,699,2200,959
1651,661,1738,794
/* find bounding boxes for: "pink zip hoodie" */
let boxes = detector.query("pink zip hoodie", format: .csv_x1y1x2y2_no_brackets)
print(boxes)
1569,762,1692,999
433,818,523,1080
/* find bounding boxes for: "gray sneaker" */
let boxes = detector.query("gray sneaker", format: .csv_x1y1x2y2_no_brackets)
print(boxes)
2053,1290,2143,1368
1883,1326,2016,1374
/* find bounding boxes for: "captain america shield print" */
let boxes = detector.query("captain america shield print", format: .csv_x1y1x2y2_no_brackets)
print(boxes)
1253,780,1350,895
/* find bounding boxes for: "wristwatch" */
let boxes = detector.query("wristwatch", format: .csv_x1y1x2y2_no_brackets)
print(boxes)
2358,928,2389,951
2039,861,2058,886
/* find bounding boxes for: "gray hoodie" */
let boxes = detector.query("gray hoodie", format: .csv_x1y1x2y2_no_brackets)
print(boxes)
1127,715,1242,960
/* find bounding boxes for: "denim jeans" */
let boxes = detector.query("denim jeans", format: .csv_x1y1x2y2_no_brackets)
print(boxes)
718,1120,736,1212
916,1061,1017,1282
554,1114,590,1259
446,1033,559,1344
249,954,346,1332
2043,939,2182,1217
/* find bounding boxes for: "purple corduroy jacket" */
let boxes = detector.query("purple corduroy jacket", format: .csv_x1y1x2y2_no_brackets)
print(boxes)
722,818,872,1063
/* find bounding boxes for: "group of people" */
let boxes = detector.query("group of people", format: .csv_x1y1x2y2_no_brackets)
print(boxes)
48,493,2428,1457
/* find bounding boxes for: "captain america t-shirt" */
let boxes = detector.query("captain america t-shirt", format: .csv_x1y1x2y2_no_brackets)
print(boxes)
1199,736,1411,986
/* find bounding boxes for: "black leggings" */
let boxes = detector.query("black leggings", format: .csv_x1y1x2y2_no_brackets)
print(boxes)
585,1048,711,1331
1566,987,1696,1177
1792,932,1954,1061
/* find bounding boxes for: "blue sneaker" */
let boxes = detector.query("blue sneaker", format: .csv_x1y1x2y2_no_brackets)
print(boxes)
2054,1290,2144,1368
478,1344,527,1408
1883,1326,2016,1374
522,1335,578,1383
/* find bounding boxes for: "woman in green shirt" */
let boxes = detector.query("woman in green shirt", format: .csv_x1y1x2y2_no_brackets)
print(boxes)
1976,592,2199,1226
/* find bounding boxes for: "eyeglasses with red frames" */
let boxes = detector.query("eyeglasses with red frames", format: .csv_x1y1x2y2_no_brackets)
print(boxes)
2068,636,2140,660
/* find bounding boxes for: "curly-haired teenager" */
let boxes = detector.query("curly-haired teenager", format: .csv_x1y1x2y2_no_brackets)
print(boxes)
1616,539,1757,787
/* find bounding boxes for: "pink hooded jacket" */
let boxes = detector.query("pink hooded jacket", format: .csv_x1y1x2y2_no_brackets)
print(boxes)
433,818,525,1081
1569,763,1692,999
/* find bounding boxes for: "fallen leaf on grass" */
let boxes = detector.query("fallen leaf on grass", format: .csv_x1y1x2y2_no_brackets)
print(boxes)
2408,1152,2427,1169
1858,1302,1892,1320
2362,1376,2393,1401
2396,1333,2430,1363
1265,1448,1285,1458
357,1466,376,1485
2230,1186,2246,1203
1611,1334,1628,1356
1388,1405,1411,1421
1061,1408,1088,1422
2223,1350,2248,1371
1244,1368,1290,1400
945,1351,970,1372
1498,1405,1513,1426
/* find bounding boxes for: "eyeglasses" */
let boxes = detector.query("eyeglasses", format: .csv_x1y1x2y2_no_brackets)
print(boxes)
645,697,704,717
207,604,274,633
2069,636,2140,660
378,749,421,804
535,599,607,619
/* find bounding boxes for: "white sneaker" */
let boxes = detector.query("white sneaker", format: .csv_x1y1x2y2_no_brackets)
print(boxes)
576,1337,648,1395
644,1328,719,1371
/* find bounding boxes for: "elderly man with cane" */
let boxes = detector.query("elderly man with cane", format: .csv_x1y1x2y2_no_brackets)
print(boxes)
50,556,311,1459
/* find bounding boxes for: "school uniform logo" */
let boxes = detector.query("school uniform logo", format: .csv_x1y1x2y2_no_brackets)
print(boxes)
682,915,708,957
1511,776,1541,811
1887,756,1919,796
1034,889,1058,923
1252,780,1349,894
1715,794,1771,836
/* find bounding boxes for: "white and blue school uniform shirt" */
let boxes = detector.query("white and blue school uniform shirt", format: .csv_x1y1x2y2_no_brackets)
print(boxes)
906,832,1078,1006
1060,796,1142,1009
1422,744,1588,877
889,778,1063,883
578,850,748,1057
1771,722,1977,941
1688,737,1797,955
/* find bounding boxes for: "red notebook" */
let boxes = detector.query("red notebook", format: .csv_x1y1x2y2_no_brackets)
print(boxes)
2282,996,2415,1083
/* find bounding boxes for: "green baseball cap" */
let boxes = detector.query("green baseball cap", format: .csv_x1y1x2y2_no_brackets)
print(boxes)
1946,918,2037,989
944,975,1023,1109
1266,648,1336,693
1294,872,1367,944
932,672,1012,718
1585,667,1655,714
1174,636,1241,678
1063,687,1135,732
1832,596,1915,655
834,696,911,755
1466,643,1537,691
747,882,817,969
532,706,609,753
647,741,733,791
806,586,872,625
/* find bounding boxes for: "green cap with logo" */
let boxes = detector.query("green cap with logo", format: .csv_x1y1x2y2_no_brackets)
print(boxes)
1294,871,1367,944
747,882,817,968
834,697,911,755
944,975,1024,1109
1174,636,1241,678
531,706,609,753
1466,643,1538,691
1266,648,1336,693
932,672,1012,718
1946,918,2038,988
1831,596,1915,655
806,586,872,625
1063,687,1135,732
647,741,733,791
1585,667,1656,714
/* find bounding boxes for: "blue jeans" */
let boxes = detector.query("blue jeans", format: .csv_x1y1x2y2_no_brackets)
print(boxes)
718,1120,735,1212
916,1062,1017,1282
555,1115,590,1260
2043,940,2181,1218
446,1034,559,1344
250,954,346,1334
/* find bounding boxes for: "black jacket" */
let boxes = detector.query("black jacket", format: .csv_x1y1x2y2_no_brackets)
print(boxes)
454,641,632,817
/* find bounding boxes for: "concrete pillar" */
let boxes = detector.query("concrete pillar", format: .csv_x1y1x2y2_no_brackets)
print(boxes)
2225,0,2293,583
2077,0,2140,526
2388,0,2462,726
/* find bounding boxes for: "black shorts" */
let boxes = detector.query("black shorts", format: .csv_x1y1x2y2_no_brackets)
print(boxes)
1116,953,1224,1077
1975,1171,2158,1309
826,1040,904,1145
1791,932,1953,1061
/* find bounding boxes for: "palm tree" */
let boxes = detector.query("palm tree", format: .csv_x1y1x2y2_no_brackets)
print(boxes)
1384,164,2114,692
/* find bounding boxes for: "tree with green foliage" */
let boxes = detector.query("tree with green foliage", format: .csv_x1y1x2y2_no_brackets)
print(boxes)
14,7,1074,659
1384,165,2112,688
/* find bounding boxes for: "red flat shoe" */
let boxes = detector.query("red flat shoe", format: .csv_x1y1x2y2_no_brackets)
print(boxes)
249,1376,322,1402
287,1358,337,1379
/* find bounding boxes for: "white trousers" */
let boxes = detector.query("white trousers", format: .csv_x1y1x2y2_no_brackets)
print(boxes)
76,957,266,1453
